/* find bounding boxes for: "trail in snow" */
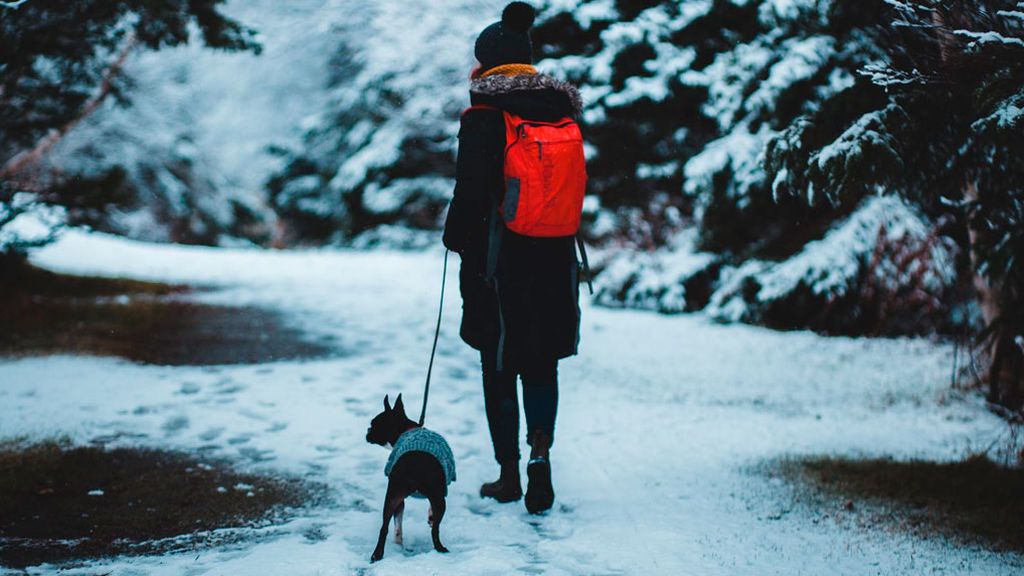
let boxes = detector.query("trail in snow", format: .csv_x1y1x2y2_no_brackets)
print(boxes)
0,230,1018,576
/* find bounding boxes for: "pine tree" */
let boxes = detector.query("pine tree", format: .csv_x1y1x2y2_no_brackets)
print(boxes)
0,0,259,258
264,4,493,247
766,0,1024,411
529,1,961,335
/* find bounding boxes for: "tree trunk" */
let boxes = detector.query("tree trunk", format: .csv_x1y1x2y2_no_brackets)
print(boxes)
931,10,1023,412
964,182,1023,411
0,34,137,182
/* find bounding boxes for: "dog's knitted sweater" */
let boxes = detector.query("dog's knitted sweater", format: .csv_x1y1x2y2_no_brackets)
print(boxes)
385,427,456,487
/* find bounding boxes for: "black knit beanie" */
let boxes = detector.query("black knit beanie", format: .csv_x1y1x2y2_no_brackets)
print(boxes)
474,2,536,70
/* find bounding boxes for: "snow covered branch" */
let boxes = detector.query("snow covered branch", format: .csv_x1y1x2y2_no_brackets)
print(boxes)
0,33,138,181
860,63,929,88
953,29,1024,49
882,0,929,12
0,0,29,9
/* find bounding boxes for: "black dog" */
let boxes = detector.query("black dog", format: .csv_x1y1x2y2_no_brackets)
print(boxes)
365,394,455,562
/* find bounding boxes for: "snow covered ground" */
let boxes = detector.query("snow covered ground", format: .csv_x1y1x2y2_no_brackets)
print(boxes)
0,230,1019,575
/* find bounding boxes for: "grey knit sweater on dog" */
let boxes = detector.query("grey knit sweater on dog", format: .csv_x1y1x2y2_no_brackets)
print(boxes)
385,427,457,487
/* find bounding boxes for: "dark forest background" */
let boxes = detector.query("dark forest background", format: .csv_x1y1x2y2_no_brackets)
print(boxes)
2,0,1022,413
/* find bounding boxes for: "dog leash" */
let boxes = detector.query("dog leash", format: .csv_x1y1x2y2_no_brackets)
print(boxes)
419,249,449,426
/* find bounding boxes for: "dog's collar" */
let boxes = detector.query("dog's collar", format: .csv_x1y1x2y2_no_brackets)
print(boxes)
389,424,421,447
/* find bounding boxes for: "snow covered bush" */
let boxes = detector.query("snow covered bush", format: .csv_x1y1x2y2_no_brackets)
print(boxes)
0,187,64,267
594,230,720,313
596,195,960,335
706,196,958,335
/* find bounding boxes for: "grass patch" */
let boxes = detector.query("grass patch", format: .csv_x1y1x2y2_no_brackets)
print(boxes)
0,440,326,568
0,262,188,300
0,264,335,365
775,455,1024,553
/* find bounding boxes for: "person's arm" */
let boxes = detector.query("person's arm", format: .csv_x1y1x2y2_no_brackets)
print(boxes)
443,109,504,253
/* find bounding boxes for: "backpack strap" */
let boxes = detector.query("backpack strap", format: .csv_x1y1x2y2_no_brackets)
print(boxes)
462,104,501,116
576,236,594,295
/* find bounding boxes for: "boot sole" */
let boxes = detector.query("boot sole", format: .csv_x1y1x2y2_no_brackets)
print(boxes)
480,483,522,503
525,459,554,514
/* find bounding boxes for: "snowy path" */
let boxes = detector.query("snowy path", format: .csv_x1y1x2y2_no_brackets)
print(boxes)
1,231,1018,575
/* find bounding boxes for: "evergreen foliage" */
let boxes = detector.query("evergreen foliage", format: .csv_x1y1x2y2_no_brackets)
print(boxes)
0,0,259,255
263,3,481,247
767,0,1024,408
533,0,961,338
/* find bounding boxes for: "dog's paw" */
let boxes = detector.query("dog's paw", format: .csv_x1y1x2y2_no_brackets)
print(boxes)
370,550,384,563
434,544,449,554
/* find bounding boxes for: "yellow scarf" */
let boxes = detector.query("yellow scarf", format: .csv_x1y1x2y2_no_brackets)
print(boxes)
478,64,538,79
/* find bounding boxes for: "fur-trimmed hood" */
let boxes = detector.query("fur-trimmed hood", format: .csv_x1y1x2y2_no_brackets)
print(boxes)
470,73,584,116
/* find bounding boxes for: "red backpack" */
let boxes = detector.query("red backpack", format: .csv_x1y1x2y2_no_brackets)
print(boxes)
466,105,587,237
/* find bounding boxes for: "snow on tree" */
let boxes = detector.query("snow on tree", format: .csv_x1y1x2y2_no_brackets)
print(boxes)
706,195,958,335
266,1,504,246
536,0,966,335
47,1,357,247
0,0,260,256
765,0,1024,410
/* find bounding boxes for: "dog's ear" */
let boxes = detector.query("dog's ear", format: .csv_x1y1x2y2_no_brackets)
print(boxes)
393,394,405,416
383,394,391,413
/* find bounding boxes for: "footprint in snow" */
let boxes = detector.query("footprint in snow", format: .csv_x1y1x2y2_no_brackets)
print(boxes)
238,408,270,422
227,434,252,446
301,524,330,544
216,383,247,395
198,427,225,441
526,504,576,540
265,421,288,433
238,447,274,462
446,367,470,380
450,419,476,437
161,415,189,434
304,461,327,475
464,499,493,518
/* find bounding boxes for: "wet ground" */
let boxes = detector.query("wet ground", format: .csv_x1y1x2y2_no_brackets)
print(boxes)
1,265,336,365
0,440,325,568
0,263,337,567
768,455,1024,555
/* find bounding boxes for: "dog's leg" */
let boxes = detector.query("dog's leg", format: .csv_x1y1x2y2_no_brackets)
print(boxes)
427,494,448,554
393,500,405,546
371,487,401,562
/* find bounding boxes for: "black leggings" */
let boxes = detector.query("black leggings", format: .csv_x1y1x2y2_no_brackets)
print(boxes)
481,352,559,464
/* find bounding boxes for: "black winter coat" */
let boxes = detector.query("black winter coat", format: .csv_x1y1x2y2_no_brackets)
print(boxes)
443,72,585,368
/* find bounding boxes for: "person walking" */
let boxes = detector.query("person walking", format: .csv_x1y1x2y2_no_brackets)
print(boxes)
442,1,586,515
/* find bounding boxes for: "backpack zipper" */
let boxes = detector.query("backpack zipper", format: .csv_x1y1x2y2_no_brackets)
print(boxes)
508,119,576,155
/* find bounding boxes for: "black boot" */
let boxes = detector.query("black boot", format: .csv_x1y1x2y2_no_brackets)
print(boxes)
480,461,522,502
525,430,554,514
